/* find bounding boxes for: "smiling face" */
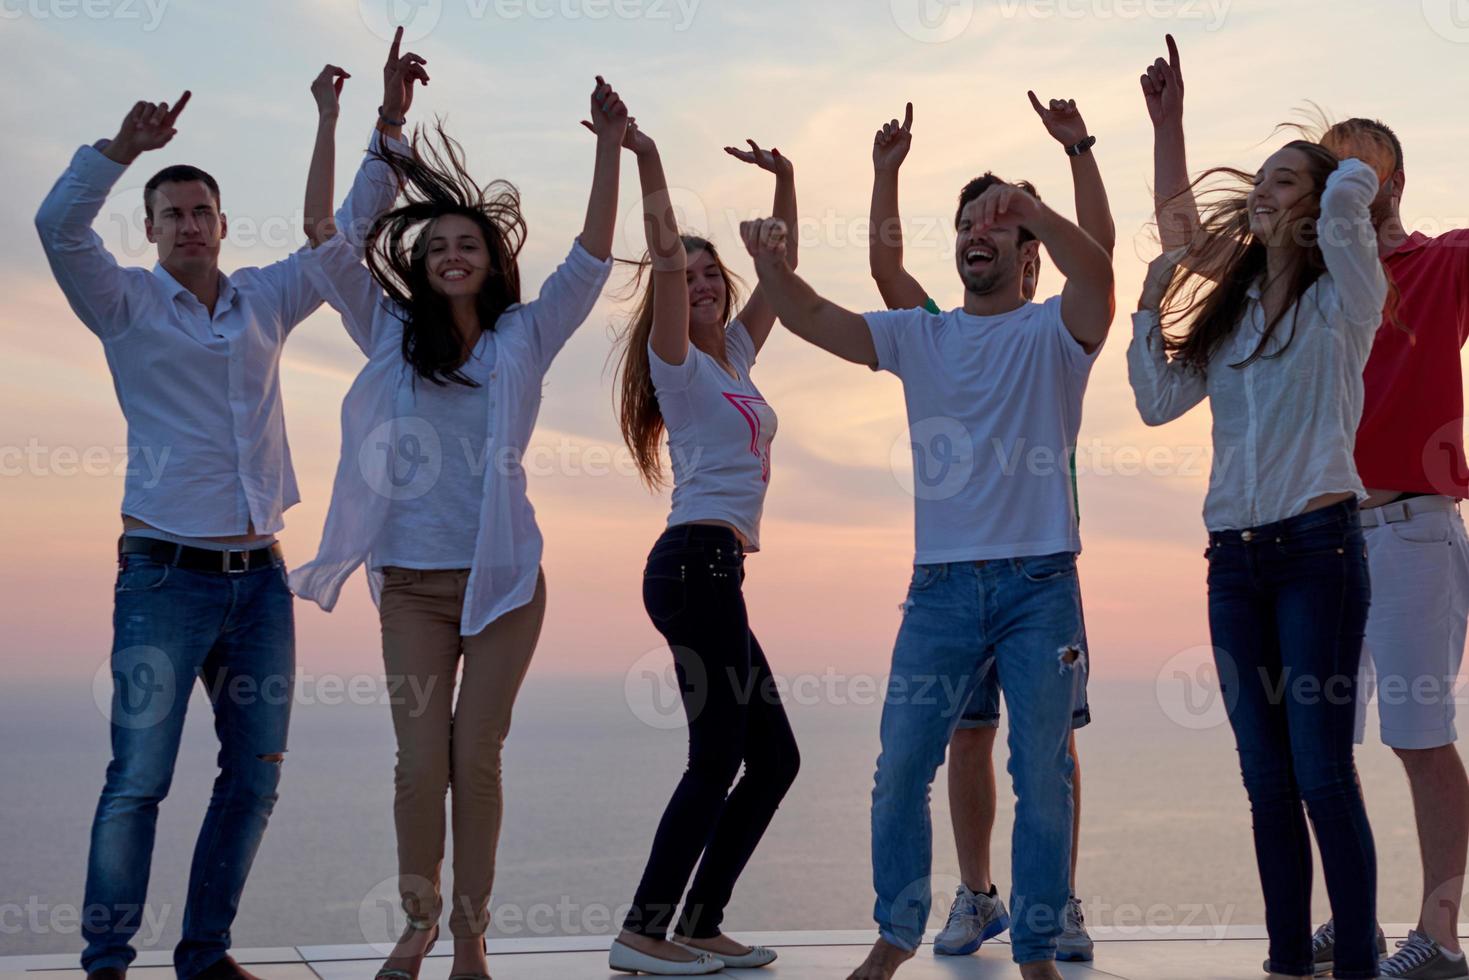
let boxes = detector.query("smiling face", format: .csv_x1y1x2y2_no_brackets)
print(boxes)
954,196,1033,298
1247,146,1317,245
146,179,225,278
423,213,492,299
685,247,729,330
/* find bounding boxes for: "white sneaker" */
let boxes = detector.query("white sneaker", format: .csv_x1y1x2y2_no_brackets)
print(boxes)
1056,895,1094,962
932,883,1010,956
608,938,723,975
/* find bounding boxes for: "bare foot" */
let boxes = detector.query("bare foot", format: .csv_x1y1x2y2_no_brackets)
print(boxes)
615,929,702,963
671,932,752,957
846,938,914,980
1018,960,1062,980
377,922,439,979
448,936,490,978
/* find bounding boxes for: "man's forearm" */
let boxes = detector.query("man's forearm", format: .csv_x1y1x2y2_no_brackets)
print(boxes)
1030,203,1112,286
304,112,338,246
869,169,904,280
1069,150,1115,256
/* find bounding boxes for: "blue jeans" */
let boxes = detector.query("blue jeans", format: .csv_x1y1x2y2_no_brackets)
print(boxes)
872,553,1085,965
1207,500,1377,979
81,550,294,978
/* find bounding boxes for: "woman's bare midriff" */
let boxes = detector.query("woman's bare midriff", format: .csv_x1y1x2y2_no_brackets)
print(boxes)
686,519,748,549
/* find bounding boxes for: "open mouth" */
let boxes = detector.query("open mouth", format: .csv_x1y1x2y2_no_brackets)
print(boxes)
962,245,997,270
440,268,470,282
692,296,717,309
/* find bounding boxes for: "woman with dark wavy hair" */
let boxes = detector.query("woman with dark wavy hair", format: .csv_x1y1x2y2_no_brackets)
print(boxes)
604,131,799,975
1130,37,1391,980
289,76,630,980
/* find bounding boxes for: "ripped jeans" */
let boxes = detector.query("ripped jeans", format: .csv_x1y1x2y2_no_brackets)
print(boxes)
871,553,1086,965
82,551,294,978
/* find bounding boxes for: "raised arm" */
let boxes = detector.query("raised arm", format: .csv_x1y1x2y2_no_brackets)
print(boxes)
973,184,1114,351
869,102,931,310
740,218,877,367
626,121,689,365
577,75,627,261
304,65,349,246
723,139,797,352
1027,92,1114,257
1127,249,1207,425
35,92,190,338
1142,34,1196,250
1316,156,1387,331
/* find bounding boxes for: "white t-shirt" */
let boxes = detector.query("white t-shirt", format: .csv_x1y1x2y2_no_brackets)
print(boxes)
649,321,777,550
375,333,496,569
865,295,1099,564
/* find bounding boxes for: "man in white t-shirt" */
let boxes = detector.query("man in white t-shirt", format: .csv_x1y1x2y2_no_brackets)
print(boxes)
738,171,1113,980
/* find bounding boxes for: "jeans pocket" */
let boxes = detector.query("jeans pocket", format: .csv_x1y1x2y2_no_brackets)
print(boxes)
643,571,688,625
115,557,170,593
1014,552,1077,583
908,564,942,592
1388,511,1452,546
1276,525,1349,558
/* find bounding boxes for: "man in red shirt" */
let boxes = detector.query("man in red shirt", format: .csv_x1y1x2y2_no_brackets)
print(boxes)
1323,117,1469,980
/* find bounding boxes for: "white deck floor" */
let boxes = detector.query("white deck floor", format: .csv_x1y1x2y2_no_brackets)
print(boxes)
0,925,1448,980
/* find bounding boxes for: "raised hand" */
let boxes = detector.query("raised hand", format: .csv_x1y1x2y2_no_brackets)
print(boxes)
973,182,1040,234
580,113,654,157
582,75,629,143
104,91,191,165
872,102,913,173
311,65,350,119
739,217,789,272
1027,92,1089,147
381,26,429,120
724,139,793,178
1140,33,1184,128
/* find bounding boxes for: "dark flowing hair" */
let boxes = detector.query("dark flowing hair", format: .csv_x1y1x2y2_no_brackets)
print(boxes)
612,235,745,488
1157,139,1341,372
365,121,528,386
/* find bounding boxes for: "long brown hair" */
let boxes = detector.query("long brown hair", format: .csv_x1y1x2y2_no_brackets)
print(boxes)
613,235,745,488
366,121,528,386
1159,139,1340,372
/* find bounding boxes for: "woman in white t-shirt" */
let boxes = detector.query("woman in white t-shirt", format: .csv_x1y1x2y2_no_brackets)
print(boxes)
292,77,628,980
605,129,800,976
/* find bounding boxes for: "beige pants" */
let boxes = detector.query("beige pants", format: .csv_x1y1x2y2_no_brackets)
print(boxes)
378,566,547,938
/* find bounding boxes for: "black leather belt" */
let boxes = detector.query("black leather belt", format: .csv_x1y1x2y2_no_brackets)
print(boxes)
118,535,283,574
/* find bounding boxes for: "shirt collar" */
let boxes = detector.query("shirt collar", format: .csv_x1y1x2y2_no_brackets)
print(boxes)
1384,230,1432,260
151,262,236,309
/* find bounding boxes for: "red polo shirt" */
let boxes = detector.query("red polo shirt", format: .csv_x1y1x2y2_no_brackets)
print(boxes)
1355,228,1469,497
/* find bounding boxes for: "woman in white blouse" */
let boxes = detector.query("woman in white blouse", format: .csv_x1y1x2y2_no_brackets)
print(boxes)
291,78,629,980
603,130,799,976
1128,133,1390,980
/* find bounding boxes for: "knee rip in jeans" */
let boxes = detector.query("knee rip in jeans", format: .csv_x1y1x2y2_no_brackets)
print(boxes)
1058,644,1086,674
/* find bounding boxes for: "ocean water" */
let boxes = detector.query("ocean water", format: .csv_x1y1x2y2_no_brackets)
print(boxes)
0,673,1456,957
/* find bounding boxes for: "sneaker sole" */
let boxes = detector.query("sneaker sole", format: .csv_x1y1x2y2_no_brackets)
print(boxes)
933,912,1011,957
1056,946,1094,962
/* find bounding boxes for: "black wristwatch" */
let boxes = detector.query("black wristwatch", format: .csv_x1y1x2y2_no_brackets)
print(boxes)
1066,134,1097,157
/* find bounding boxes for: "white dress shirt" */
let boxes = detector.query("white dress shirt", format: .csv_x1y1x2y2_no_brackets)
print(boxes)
34,128,405,537
1127,158,1388,531
289,195,613,634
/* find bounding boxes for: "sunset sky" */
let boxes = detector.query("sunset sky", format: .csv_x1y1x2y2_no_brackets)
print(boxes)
4,0,1468,687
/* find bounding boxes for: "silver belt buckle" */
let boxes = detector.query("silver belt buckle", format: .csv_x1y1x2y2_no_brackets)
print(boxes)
223,549,252,573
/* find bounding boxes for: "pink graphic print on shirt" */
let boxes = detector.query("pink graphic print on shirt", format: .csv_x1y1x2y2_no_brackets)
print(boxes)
722,391,774,483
